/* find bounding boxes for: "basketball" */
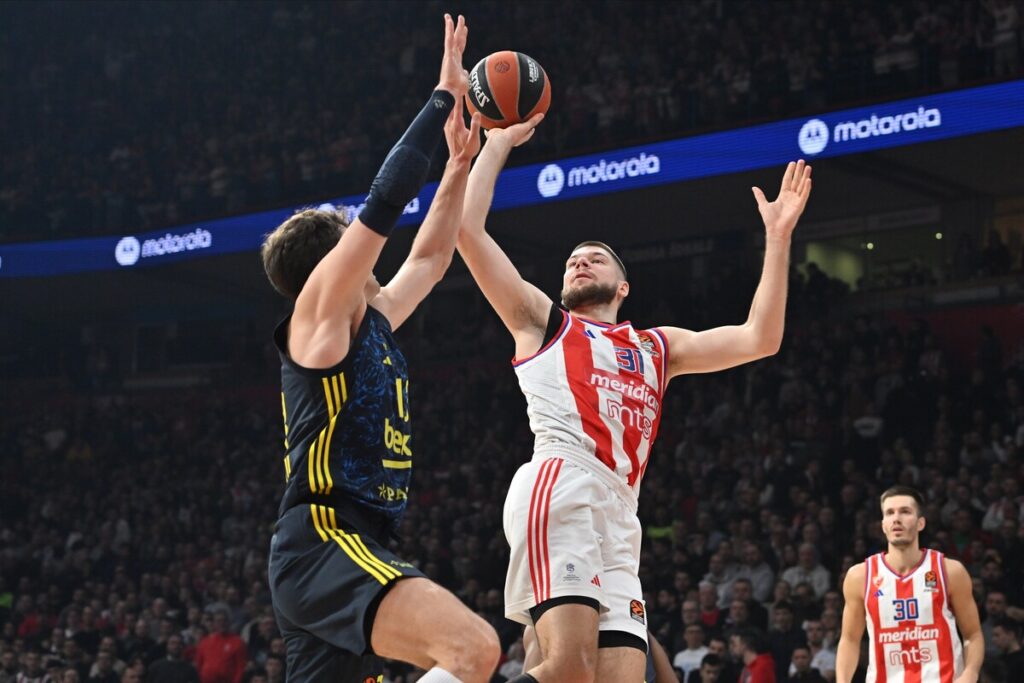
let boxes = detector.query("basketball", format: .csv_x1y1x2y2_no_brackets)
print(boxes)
465,50,551,129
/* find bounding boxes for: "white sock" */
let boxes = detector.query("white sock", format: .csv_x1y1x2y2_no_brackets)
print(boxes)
417,667,464,683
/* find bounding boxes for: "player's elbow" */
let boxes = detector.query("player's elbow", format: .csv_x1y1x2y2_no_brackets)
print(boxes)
752,332,782,358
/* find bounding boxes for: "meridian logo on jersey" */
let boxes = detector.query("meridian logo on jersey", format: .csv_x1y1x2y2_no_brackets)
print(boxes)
590,372,660,413
877,626,941,644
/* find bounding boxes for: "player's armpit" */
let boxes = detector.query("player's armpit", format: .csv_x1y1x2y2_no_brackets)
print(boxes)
656,323,779,378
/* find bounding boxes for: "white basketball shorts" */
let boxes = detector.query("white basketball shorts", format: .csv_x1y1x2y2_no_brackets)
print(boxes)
502,455,648,644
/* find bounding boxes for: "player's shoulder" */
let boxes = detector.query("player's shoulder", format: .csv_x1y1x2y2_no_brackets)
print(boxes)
843,561,867,587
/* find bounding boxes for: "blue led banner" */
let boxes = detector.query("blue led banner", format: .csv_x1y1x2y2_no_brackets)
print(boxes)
3,79,1023,278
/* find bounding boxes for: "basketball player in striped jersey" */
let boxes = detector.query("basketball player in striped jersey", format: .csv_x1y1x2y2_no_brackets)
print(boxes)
456,120,812,683
261,16,501,683
837,486,984,683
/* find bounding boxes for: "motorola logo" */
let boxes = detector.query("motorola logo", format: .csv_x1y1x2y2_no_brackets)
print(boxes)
114,236,141,266
537,164,565,198
798,118,830,156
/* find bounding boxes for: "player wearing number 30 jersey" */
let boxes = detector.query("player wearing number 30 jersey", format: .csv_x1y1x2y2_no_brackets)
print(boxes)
458,112,814,683
837,486,984,683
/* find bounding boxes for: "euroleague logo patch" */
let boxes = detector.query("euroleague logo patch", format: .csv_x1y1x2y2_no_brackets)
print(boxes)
629,599,646,624
924,570,938,591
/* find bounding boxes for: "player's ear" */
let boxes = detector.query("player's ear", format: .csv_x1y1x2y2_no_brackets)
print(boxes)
917,516,926,532
618,280,629,298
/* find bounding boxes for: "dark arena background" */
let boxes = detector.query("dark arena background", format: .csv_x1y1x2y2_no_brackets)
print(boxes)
2,2,1023,682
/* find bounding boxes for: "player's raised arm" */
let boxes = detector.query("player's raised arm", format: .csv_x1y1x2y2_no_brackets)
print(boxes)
656,160,812,378
287,14,467,367
372,68,482,330
944,559,984,683
456,115,550,354
836,563,866,683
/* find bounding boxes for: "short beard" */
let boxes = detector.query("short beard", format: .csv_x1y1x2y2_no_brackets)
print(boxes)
561,281,618,311
889,536,913,548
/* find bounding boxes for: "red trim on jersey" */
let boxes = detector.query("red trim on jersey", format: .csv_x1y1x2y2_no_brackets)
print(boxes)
880,549,930,580
561,318,617,472
649,327,671,393
512,309,571,367
567,314,631,329
864,555,872,610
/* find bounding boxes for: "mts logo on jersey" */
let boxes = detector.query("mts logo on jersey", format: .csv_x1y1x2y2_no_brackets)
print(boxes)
383,419,411,456
888,644,936,666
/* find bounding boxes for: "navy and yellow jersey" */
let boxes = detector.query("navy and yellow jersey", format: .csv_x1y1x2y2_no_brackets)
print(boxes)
274,306,412,533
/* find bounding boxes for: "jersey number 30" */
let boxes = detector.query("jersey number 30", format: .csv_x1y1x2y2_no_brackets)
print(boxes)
892,598,919,621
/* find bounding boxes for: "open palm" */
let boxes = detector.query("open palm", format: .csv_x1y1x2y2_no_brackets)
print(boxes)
752,160,813,239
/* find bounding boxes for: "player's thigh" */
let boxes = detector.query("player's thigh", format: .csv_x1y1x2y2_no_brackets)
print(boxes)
533,602,600,669
596,646,646,683
370,576,495,669
594,498,647,682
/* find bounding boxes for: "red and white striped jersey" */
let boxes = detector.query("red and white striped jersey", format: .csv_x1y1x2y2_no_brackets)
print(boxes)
512,310,669,496
863,549,964,683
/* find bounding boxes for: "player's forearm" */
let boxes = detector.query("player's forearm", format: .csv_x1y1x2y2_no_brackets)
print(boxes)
959,630,984,681
744,235,791,355
461,137,512,235
834,638,860,683
406,158,471,278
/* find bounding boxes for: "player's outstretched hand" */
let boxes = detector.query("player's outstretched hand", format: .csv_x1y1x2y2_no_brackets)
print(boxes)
445,98,482,164
436,14,469,100
483,113,545,149
752,160,813,240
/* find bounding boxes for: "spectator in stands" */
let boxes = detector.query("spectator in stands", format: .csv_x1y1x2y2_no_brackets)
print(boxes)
146,635,197,683
780,545,831,599
730,628,776,683
193,613,244,683
673,624,709,681
737,543,775,604
787,646,826,683
991,617,1024,670
689,653,724,683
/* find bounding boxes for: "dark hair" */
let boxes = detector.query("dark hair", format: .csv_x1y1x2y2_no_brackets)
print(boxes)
570,241,627,279
261,209,350,300
700,654,723,668
880,485,926,516
993,617,1022,639
773,600,794,614
730,627,767,653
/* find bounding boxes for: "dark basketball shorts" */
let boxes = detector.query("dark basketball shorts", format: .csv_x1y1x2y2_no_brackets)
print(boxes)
269,503,424,683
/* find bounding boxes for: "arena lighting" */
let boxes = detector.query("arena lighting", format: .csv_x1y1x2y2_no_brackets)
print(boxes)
935,232,943,240
3,79,1023,278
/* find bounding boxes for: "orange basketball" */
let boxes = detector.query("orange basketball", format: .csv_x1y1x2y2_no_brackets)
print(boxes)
464,51,551,129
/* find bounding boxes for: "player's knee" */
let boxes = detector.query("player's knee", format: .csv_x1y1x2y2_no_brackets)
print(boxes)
436,617,500,677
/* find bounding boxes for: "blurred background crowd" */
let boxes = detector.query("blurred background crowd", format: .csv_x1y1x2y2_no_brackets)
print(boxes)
2,1,1024,682
1,0,1022,242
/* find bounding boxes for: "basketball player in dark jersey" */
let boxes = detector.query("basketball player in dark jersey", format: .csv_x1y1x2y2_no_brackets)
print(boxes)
260,16,521,683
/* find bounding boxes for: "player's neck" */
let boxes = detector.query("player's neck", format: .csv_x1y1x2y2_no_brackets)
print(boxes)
883,544,924,574
569,303,618,325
